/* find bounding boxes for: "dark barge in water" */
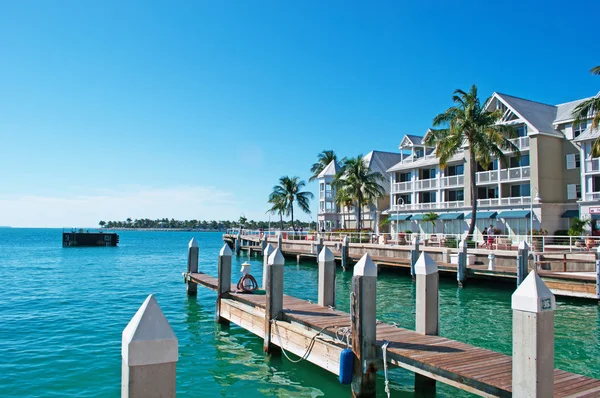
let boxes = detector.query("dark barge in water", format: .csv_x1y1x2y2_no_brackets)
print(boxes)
62,229,119,247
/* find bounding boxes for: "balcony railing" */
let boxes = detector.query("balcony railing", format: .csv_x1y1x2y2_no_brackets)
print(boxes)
319,191,335,200
585,192,600,201
585,158,600,173
390,201,464,211
440,174,464,188
391,181,413,193
476,166,530,184
414,178,438,190
509,136,529,151
400,153,437,163
477,196,532,207
319,208,338,214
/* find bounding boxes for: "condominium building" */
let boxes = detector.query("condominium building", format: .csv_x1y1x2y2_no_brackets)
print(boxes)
386,92,590,239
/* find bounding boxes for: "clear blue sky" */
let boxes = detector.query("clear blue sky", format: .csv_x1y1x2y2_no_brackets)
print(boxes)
1,0,598,227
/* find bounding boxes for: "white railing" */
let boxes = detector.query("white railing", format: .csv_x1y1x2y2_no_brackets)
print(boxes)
320,191,335,200
391,201,464,211
391,181,413,193
477,196,532,207
414,178,438,190
440,174,464,188
509,136,529,151
585,192,600,201
400,153,437,163
319,208,337,214
585,158,600,173
476,166,530,184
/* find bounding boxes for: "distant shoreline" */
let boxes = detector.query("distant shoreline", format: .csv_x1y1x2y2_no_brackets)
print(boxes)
101,228,225,232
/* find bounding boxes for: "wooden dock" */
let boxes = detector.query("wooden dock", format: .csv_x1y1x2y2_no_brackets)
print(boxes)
188,270,600,397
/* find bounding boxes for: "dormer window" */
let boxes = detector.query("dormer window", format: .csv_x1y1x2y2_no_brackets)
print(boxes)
574,121,587,138
414,148,424,158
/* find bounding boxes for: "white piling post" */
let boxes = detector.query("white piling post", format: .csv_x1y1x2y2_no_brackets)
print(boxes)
488,253,496,270
262,243,275,289
596,246,600,301
341,236,350,271
457,240,467,288
216,244,232,324
235,233,241,255
351,253,378,397
122,295,178,398
318,247,336,307
277,232,283,251
261,236,267,253
517,241,529,286
264,248,284,353
316,235,324,263
186,238,199,296
511,271,556,397
410,237,420,281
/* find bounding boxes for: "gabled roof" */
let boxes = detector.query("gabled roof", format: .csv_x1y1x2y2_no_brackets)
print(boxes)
363,151,403,194
493,93,560,135
387,152,464,172
317,160,339,178
573,125,600,142
554,95,596,124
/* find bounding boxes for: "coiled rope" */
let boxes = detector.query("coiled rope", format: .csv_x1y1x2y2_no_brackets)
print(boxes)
271,319,328,364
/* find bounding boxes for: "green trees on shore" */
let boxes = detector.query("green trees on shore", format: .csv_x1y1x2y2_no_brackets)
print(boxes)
98,218,313,230
268,176,314,231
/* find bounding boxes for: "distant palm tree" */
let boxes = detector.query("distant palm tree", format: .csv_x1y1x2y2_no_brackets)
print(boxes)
424,85,519,240
572,66,600,156
333,156,385,230
126,218,132,225
98,220,106,228
309,150,338,182
269,176,314,230
334,189,354,229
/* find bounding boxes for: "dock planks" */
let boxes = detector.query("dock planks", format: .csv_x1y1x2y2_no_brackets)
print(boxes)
189,272,600,397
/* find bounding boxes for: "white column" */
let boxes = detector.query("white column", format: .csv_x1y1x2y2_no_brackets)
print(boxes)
262,243,275,289
186,237,199,296
318,247,336,307
216,244,232,324
264,248,284,353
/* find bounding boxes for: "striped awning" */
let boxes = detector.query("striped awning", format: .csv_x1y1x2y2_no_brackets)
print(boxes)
464,211,497,219
438,213,464,220
498,210,531,219
561,210,579,218
388,214,413,221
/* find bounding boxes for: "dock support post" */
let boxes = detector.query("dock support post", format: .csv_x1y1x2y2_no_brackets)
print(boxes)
351,253,377,398
235,233,241,256
516,241,529,287
316,235,324,263
216,244,232,324
511,271,555,397
262,243,275,289
414,253,439,395
318,247,336,308
186,238,199,296
596,246,600,302
261,236,267,254
410,237,420,281
122,295,178,398
341,236,350,271
264,248,284,354
277,233,283,251
457,240,467,288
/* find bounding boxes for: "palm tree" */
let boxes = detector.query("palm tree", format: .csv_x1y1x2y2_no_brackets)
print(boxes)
269,176,314,230
333,156,385,230
424,85,519,240
572,66,600,156
335,189,354,229
422,212,439,234
98,220,106,228
309,150,338,182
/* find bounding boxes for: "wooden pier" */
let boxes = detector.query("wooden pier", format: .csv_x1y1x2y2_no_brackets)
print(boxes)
184,241,600,397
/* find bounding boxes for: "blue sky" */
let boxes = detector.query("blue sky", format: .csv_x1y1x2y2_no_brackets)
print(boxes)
1,0,598,227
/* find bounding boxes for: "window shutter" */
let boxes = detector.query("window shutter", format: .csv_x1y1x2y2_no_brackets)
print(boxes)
566,154,576,169
567,184,577,200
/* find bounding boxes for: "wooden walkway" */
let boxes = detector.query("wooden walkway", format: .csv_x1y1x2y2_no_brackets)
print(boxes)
189,272,600,397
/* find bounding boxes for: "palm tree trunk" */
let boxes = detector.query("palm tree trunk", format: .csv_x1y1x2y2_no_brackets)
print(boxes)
357,196,363,231
291,205,295,231
467,149,478,241
280,213,283,230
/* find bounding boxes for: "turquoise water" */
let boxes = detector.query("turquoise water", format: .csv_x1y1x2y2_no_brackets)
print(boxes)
0,229,598,397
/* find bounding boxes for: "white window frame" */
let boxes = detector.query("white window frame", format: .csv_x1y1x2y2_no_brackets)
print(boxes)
567,184,577,200
566,154,576,170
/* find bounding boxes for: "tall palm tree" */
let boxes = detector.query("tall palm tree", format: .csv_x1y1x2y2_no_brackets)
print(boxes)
333,156,385,230
334,189,354,229
309,150,338,182
267,195,286,230
269,176,314,230
573,66,600,156
424,85,519,240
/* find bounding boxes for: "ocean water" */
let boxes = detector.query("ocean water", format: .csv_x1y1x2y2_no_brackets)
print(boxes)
0,229,598,397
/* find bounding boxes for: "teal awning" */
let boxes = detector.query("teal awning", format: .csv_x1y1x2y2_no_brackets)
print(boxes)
561,210,579,218
411,214,426,221
438,212,464,220
498,210,531,219
464,211,497,219
388,214,412,221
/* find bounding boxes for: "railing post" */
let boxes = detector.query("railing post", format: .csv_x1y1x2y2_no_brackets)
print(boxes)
511,271,555,397
122,295,178,398
186,238,199,296
264,248,284,354
351,253,377,398
517,241,529,287
410,237,420,281
457,240,467,288
262,243,275,289
216,244,232,324
318,247,336,307
414,252,438,395
235,233,241,256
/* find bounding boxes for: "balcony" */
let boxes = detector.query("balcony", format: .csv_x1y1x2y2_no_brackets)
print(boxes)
477,196,531,207
440,174,464,188
585,192,600,201
585,158,600,173
509,136,529,151
400,153,437,164
391,181,413,193
476,166,530,184
390,201,464,211
319,191,335,200
319,208,338,214
414,178,438,190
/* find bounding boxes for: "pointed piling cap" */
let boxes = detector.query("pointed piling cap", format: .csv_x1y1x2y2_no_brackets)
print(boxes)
268,248,285,266
511,271,556,313
459,240,466,249
354,253,377,277
414,252,438,275
122,294,178,366
318,246,335,262
220,243,232,256
188,237,198,248
518,240,529,251
342,236,348,244
263,243,275,256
